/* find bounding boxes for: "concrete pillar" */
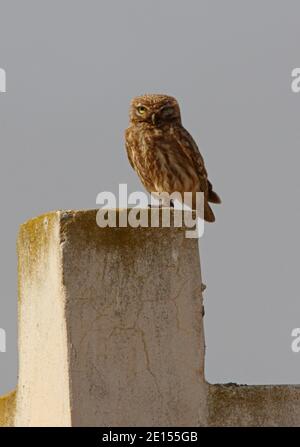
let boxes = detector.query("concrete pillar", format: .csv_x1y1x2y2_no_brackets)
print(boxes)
15,210,207,427
1,209,300,427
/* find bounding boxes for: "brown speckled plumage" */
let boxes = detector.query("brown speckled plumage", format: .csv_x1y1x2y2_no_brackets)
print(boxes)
125,94,221,222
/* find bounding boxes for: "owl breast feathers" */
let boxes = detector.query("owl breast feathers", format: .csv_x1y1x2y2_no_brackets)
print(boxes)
125,94,221,222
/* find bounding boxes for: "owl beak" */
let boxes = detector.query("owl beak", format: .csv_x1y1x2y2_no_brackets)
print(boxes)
151,113,156,125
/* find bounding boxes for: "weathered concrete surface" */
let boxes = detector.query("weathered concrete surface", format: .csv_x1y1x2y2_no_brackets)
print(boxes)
61,210,207,426
1,208,300,427
12,209,207,426
207,384,300,427
16,212,71,426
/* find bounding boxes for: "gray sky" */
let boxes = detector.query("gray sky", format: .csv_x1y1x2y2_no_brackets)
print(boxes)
0,0,300,394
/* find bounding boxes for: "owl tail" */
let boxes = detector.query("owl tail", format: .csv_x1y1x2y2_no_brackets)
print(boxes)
191,193,216,222
204,202,216,223
208,190,221,204
207,180,222,204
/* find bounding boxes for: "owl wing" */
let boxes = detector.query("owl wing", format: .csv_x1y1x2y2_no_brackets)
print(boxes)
125,128,135,170
173,126,221,203
173,126,209,193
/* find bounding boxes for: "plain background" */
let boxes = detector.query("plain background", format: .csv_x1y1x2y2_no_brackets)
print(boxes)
0,0,300,395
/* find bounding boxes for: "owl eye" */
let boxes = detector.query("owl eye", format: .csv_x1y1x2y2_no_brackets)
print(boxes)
137,106,147,115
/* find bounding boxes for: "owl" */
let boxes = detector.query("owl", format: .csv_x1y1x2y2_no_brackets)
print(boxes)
125,94,221,222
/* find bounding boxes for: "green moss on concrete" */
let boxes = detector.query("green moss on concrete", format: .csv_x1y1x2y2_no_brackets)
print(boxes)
207,384,300,426
0,390,16,427
59,209,188,246
59,209,195,281
17,212,60,303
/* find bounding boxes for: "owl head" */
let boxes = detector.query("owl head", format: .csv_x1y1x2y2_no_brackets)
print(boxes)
129,94,182,126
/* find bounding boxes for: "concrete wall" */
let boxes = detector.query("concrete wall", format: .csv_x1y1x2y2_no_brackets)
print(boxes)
3,210,207,427
207,384,300,426
0,209,300,426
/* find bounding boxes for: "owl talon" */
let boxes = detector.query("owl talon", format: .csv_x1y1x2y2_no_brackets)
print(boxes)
148,202,171,208
148,200,174,208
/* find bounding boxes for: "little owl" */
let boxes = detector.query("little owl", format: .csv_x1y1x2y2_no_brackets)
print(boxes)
125,94,221,222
